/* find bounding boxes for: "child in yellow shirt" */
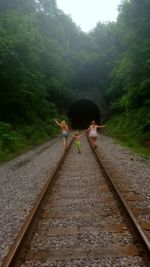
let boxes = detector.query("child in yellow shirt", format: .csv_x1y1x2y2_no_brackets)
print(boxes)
74,131,84,153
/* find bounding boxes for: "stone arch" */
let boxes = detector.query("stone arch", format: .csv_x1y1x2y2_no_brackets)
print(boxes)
71,87,108,121
68,99,101,129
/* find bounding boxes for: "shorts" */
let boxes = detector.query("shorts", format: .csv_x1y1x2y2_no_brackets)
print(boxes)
75,140,81,148
62,132,69,138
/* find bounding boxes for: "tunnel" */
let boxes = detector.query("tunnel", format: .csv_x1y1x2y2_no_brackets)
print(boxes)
68,99,101,129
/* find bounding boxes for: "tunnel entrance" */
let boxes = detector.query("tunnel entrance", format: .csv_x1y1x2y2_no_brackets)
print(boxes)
68,99,101,129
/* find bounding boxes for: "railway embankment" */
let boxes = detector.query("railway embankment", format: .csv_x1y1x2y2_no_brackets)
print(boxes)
0,134,149,266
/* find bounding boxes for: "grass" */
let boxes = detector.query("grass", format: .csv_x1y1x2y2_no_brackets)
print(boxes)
108,134,150,158
0,123,60,163
105,114,150,158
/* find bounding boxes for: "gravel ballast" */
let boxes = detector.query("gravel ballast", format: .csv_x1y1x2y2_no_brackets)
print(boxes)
0,136,65,266
97,134,150,207
0,134,149,266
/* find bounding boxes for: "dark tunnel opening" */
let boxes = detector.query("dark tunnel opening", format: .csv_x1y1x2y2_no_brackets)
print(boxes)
68,99,101,129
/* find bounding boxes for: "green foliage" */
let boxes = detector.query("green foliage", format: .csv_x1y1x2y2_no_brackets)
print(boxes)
105,114,150,157
0,1,78,125
108,0,150,110
0,100,59,161
0,0,149,160
0,0,35,14
0,122,26,160
0,122,22,149
0,0,80,160
0,119,59,161
103,0,150,153
106,107,150,152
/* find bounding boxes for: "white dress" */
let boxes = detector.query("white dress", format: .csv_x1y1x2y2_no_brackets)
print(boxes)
89,125,98,137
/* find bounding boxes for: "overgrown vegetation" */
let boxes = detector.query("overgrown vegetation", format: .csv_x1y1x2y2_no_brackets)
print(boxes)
0,118,59,161
0,0,149,161
105,113,150,157
104,0,150,155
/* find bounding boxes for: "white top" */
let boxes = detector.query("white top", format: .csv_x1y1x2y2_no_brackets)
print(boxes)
62,129,68,134
89,125,98,137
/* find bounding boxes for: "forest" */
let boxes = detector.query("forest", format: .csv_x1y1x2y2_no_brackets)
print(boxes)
0,0,150,160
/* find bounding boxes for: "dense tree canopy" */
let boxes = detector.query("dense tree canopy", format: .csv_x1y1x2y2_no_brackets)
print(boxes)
106,0,150,143
0,0,150,159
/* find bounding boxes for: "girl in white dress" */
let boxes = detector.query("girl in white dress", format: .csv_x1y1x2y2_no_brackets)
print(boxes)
86,120,105,149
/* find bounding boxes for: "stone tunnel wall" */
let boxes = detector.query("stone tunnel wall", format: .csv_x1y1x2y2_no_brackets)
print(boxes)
70,88,109,121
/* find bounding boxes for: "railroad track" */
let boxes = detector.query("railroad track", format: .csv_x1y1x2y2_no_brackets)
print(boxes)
2,135,150,267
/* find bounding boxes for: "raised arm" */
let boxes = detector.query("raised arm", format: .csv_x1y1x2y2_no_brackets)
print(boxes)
54,119,61,127
79,132,85,137
97,124,106,128
85,125,91,133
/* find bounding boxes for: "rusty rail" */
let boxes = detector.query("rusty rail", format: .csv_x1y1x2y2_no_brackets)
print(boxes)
87,134,150,261
2,137,74,267
2,135,150,266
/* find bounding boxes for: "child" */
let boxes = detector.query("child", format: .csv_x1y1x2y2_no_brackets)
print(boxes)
74,131,84,153
55,119,69,149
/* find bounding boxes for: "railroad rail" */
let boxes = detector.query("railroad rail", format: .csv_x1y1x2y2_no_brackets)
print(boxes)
2,135,150,266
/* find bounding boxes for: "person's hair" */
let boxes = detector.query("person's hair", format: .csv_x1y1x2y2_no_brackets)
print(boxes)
60,120,67,127
91,120,96,125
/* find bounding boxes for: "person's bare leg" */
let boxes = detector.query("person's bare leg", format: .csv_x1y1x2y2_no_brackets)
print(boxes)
92,138,95,148
65,138,68,149
78,144,81,153
63,137,67,149
90,138,93,147
94,142,97,149
63,137,66,149
92,138,97,149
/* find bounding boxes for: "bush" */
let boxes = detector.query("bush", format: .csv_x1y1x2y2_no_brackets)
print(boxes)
0,122,26,160
0,117,61,161
105,109,150,156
